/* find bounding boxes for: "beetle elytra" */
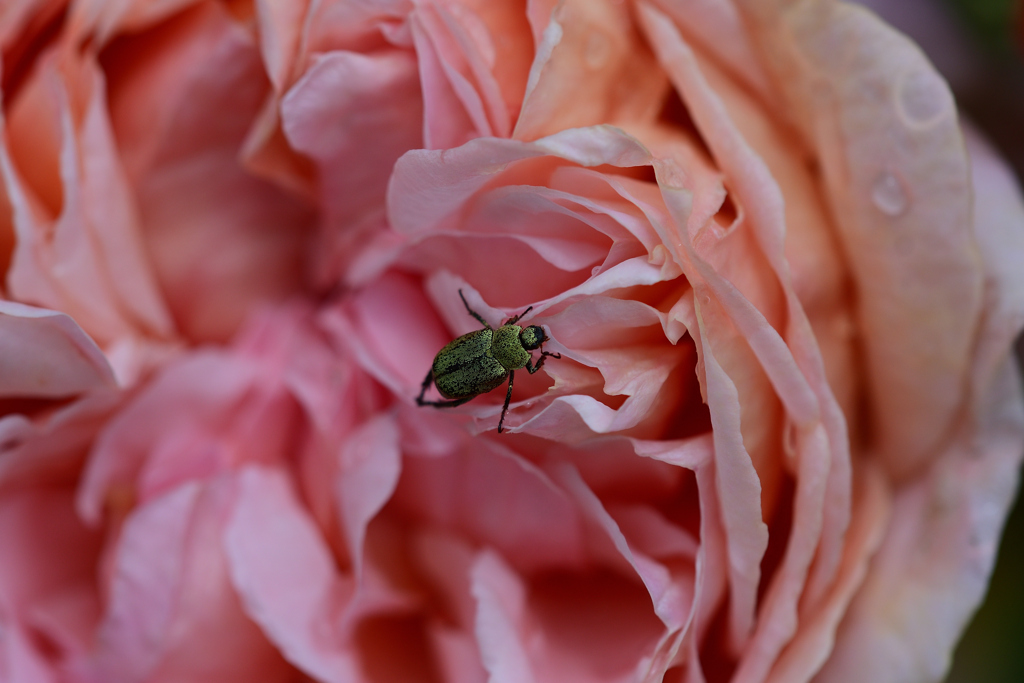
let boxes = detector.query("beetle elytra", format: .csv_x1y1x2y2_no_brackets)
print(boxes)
416,290,560,433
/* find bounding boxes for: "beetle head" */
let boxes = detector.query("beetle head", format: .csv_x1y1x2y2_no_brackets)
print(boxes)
519,325,546,350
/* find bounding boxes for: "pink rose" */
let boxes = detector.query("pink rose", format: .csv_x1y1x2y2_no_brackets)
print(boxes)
1,1,1022,683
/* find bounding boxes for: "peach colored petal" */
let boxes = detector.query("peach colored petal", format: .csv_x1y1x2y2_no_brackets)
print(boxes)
812,127,1024,683
514,0,668,141
640,8,856,679
0,301,115,397
693,301,768,652
105,2,313,342
2,52,174,348
67,0,202,45
765,460,890,683
647,0,771,101
746,0,982,482
253,0,311,91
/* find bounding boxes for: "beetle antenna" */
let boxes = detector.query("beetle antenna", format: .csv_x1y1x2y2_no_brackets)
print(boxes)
458,289,491,329
505,306,533,326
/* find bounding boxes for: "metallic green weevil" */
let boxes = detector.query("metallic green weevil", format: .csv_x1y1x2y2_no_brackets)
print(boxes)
416,290,560,433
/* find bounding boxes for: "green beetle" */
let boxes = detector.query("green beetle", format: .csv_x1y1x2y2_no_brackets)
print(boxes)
416,290,560,432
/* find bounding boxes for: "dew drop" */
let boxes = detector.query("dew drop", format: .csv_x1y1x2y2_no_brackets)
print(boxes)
897,68,952,128
871,172,908,217
585,32,611,69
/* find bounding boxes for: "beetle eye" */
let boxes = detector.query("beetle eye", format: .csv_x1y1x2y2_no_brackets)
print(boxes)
520,325,545,350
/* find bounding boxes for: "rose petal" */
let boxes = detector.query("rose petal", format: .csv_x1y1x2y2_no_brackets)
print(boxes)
745,0,982,481
76,351,285,525
105,2,313,342
80,479,292,683
392,436,591,572
224,466,370,683
0,488,100,617
336,414,402,577
470,550,538,683
0,620,58,683
2,52,174,349
0,301,115,397
812,123,1024,683
514,0,668,141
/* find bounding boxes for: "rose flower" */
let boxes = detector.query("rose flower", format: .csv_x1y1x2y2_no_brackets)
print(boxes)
1,1,1022,682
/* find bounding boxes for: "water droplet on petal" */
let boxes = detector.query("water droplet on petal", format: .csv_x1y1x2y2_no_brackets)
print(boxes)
871,172,909,217
897,68,952,128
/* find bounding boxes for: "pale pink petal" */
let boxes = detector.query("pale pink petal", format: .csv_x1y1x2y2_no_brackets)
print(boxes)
335,414,402,577
223,466,365,683
0,0,63,52
471,550,537,683
518,295,692,438
548,460,689,631
0,301,115,397
281,47,421,284
392,436,590,573
83,482,201,682
388,127,651,238
430,625,488,683
411,4,494,147
321,271,451,398
282,48,422,227
0,620,59,683
79,479,292,683
76,351,281,524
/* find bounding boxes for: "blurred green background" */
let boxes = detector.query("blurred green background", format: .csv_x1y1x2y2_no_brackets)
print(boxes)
856,1,1024,681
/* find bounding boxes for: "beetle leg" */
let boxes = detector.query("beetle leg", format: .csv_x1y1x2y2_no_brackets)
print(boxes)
417,369,477,409
498,370,515,433
415,369,435,406
526,351,561,374
418,396,476,409
459,289,492,329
